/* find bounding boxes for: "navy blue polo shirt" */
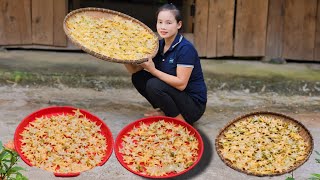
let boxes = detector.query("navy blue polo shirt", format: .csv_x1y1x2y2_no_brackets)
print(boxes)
153,34,207,104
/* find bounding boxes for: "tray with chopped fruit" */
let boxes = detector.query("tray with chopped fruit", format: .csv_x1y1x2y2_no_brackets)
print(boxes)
215,111,313,177
14,106,114,177
115,116,204,178
63,7,159,64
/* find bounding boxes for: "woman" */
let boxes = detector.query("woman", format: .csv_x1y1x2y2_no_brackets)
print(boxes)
125,3,207,125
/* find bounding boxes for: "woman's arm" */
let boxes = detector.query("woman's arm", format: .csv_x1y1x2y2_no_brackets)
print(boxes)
124,64,143,74
140,58,192,91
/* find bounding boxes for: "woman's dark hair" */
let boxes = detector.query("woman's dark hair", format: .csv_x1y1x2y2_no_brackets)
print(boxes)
156,3,182,23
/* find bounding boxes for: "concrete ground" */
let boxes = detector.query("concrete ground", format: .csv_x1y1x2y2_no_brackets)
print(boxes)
0,50,319,180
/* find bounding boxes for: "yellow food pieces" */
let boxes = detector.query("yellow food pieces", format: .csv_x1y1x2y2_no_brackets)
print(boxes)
20,109,107,173
66,13,158,61
218,115,309,175
119,120,199,176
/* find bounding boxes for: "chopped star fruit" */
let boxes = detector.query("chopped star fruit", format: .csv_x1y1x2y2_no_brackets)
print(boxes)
20,109,107,173
119,120,199,176
218,115,310,175
66,13,158,61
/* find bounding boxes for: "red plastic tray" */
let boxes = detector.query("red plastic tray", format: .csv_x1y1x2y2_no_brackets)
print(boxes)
114,116,204,179
14,106,114,177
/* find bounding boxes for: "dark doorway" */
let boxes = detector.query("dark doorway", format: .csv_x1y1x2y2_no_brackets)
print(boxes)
68,0,192,33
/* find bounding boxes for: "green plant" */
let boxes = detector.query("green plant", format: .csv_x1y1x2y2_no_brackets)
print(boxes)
286,172,295,180
0,141,27,180
285,151,320,180
308,151,320,180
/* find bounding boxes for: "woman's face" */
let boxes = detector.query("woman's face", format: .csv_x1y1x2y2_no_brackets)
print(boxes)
156,10,182,39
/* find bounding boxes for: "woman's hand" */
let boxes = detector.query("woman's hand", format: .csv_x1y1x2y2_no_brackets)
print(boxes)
124,64,143,74
140,57,192,91
140,57,156,73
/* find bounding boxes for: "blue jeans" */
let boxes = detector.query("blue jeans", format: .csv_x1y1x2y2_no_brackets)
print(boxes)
131,70,206,124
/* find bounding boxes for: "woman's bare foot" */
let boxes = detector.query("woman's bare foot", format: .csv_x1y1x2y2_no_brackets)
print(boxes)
175,114,186,122
144,108,165,117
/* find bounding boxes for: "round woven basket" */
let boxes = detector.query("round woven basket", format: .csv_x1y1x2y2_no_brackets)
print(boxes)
215,111,314,177
63,7,159,64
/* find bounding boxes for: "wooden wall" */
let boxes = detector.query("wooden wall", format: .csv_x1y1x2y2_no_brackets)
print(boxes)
195,0,320,61
194,0,209,57
283,0,317,61
0,0,67,46
265,0,284,60
316,0,320,60
206,0,234,58
0,0,32,45
234,0,268,57
0,0,319,62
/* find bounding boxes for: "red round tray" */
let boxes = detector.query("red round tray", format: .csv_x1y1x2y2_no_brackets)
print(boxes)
14,106,114,177
114,116,204,178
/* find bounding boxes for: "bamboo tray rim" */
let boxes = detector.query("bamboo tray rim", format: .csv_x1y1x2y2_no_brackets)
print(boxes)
63,7,159,64
215,111,314,177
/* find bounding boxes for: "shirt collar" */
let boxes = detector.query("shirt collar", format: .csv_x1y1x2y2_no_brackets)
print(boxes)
160,34,183,54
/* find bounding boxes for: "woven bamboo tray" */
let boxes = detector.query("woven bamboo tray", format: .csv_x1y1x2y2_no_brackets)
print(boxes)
215,111,313,177
63,7,159,64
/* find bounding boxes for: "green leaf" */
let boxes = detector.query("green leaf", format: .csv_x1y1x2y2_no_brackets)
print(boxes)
10,155,17,164
3,150,13,160
311,174,320,178
286,177,295,180
0,150,9,160
14,172,28,180
308,177,320,180
9,166,25,172
16,174,28,180
315,151,320,156
7,166,26,177
1,159,12,163
3,163,9,171
0,169,6,173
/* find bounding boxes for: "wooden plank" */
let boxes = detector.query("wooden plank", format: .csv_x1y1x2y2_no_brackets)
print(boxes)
194,0,209,57
0,0,32,45
206,0,234,58
0,0,20,44
0,0,8,44
32,0,54,45
182,0,193,33
283,0,317,61
315,0,320,61
22,0,32,44
265,0,285,59
216,0,234,57
234,0,269,57
206,0,217,57
53,0,68,46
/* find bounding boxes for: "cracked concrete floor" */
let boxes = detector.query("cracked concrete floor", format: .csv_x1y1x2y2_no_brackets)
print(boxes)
0,85,319,180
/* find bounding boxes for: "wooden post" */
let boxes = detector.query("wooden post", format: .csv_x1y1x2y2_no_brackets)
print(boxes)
53,0,68,47
32,0,54,45
265,0,285,62
194,0,209,57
